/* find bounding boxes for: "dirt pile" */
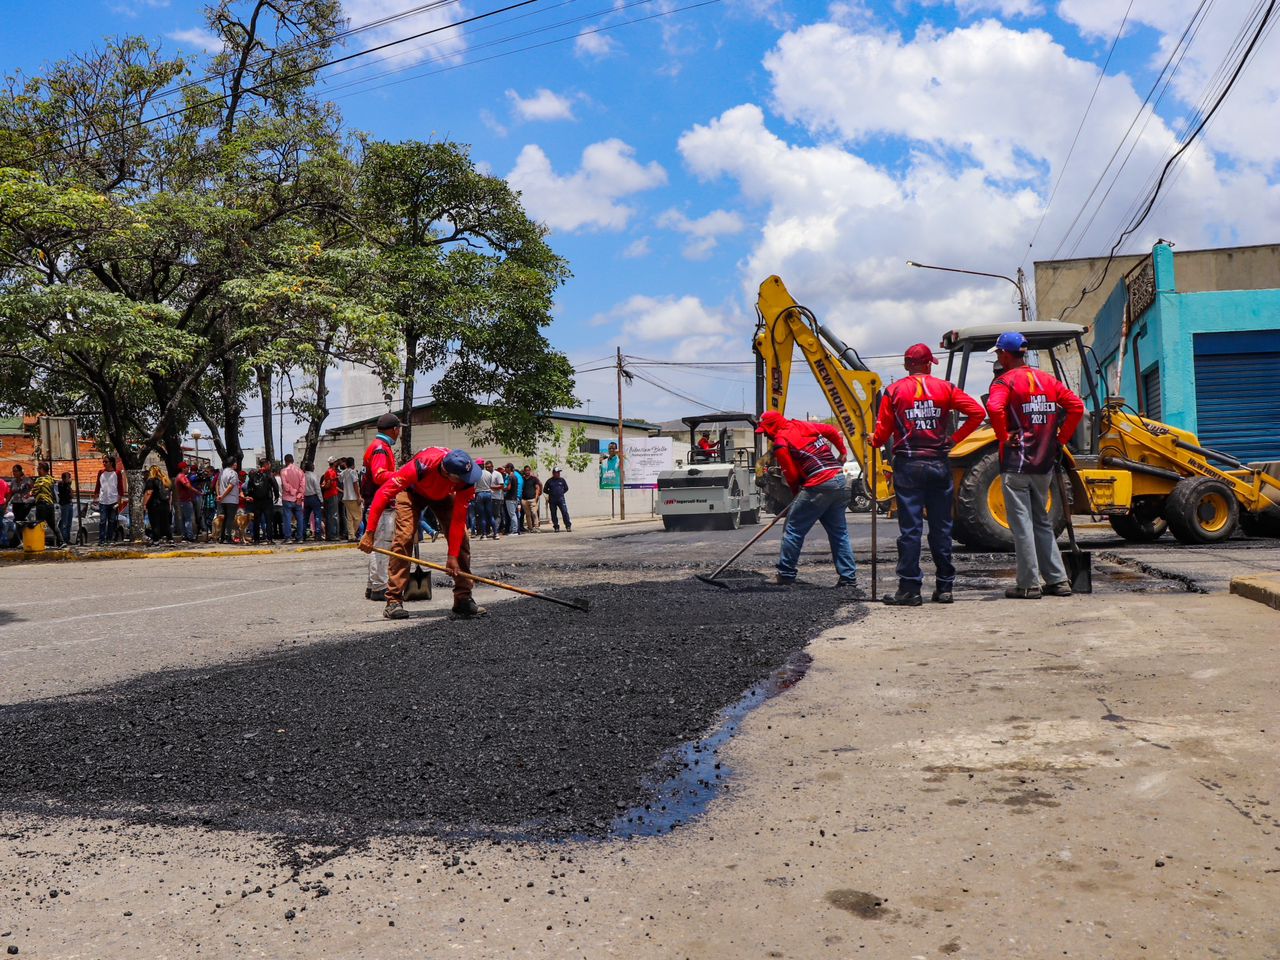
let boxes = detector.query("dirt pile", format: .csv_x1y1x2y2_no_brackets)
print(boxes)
0,578,858,842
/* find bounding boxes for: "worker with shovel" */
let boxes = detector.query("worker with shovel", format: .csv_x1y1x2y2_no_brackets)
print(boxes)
359,447,483,621
756,410,859,588
870,343,985,606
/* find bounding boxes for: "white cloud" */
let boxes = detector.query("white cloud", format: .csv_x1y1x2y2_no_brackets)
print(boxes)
672,14,1280,363
479,109,507,137
340,0,468,66
110,0,170,16
656,208,746,259
506,88,575,122
575,28,618,58
507,140,667,232
622,236,652,258
166,27,222,52
603,294,731,341
951,0,1042,15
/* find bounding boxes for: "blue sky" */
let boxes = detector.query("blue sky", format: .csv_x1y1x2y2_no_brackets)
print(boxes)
4,0,1278,448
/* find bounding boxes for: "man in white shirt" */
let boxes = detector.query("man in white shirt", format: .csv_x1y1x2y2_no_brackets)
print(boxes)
339,457,361,541
216,456,241,544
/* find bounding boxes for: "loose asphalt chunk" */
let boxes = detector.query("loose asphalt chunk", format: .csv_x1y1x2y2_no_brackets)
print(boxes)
0,578,859,843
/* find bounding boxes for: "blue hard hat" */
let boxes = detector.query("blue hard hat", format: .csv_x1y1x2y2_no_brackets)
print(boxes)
993,331,1029,354
441,449,482,486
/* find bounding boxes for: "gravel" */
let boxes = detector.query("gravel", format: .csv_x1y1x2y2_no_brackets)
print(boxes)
0,578,858,843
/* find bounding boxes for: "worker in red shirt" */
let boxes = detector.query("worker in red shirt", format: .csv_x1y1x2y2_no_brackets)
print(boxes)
361,413,401,602
756,410,859,588
359,446,482,620
870,343,985,606
986,331,1085,599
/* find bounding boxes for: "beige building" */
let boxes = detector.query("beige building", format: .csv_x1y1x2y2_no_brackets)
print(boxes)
299,404,659,520
653,412,759,467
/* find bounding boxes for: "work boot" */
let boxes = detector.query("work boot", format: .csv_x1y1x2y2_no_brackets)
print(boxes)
450,598,488,620
882,590,923,607
835,577,859,588
383,600,409,620
932,589,954,604
1005,586,1042,599
1043,581,1073,597
368,589,387,602
774,574,796,587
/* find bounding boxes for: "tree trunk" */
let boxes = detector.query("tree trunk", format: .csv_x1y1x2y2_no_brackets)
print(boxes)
257,366,275,463
300,365,330,469
220,353,243,459
162,424,184,474
189,395,229,465
400,326,418,461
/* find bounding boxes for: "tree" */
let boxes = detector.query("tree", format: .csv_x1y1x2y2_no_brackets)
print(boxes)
536,424,592,475
0,2,349,537
357,140,575,460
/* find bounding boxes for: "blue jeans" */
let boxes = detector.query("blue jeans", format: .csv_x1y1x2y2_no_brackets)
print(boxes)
177,501,195,540
323,498,340,541
303,495,324,539
777,476,857,582
282,500,303,540
476,492,496,536
58,503,73,545
892,457,955,594
549,498,571,530
98,503,119,544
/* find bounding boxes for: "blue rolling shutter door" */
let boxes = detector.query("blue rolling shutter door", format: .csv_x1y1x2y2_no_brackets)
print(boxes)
1142,367,1162,421
1193,330,1280,463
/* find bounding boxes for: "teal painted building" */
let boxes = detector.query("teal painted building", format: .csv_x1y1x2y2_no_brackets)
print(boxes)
1089,242,1280,463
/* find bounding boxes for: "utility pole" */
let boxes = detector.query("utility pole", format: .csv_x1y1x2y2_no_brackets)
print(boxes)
616,346,626,520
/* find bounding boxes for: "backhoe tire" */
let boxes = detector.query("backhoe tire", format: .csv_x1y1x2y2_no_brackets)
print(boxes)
1240,509,1280,538
1164,477,1238,544
953,451,1066,551
1108,513,1168,543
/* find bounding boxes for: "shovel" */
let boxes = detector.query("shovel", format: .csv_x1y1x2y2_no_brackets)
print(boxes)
695,504,791,589
371,546,590,612
1054,468,1092,594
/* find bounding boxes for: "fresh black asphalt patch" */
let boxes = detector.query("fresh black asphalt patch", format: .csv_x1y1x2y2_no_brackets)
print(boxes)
0,578,859,844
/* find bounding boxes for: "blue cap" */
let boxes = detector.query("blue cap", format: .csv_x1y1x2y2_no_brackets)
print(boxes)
993,331,1028,354
441,449,482,486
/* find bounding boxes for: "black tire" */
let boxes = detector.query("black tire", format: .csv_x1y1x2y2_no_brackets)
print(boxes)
1163,476,1238,544
953,450,1066,551
741,509,759,525
1240,509,1280,538
1108,513,1168,543
849,478,872,513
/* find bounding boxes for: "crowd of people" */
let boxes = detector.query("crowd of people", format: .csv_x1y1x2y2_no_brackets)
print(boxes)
1,437,575,552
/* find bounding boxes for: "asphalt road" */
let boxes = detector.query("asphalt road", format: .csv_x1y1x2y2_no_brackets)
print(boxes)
0,519,1277,958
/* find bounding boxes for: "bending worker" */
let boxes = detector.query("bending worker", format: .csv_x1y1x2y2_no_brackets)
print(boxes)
986,331,1084,599
756,410,859,588
361,413,401,602
359,446,485,621
870,343,985,606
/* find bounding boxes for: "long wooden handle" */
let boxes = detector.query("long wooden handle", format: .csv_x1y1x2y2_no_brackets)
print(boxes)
370,546,588,612
706,504,791,581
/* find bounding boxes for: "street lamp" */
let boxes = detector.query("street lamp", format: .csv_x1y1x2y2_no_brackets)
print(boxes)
191,430,201,467
906,260,1029,323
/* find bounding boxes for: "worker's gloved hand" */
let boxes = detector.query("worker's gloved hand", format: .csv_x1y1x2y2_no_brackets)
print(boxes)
357,532,375,554
444,555,461,579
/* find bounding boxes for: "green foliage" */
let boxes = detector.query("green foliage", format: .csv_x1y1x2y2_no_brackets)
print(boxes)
537,424,592,474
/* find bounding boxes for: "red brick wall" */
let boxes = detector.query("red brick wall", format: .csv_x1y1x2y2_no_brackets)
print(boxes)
0,432,108,495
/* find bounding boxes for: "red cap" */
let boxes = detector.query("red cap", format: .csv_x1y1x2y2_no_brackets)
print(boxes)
756,410,786,434
904,343,937,365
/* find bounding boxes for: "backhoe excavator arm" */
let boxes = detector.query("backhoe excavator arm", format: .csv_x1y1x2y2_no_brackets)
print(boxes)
752,275,891,503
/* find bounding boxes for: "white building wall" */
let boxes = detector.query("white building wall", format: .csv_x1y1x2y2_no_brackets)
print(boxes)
302,415,656,520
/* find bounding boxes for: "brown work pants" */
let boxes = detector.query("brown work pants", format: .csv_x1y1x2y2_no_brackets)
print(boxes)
386,491,472,606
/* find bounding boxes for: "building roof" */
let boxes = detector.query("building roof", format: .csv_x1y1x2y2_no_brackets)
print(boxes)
324,401,659,437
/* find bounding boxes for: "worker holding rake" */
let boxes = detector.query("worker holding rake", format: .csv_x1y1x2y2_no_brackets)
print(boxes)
359,447,484,621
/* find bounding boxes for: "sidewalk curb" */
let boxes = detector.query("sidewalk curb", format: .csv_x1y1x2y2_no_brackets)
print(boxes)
0,542,354,564
1229,575,1280,612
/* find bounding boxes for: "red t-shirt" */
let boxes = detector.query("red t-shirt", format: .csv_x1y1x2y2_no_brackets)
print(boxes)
986,366,1085,474
321,468,340,500
870,374,985,460
366,447,477,558
772,420,846,492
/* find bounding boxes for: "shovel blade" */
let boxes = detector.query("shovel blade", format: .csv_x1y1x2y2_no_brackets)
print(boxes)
694,574,731,590
1064,549,1093,594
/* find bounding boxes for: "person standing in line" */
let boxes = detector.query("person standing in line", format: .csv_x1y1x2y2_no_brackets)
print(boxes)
216,455,241,544
302,461,324,541
270,464,285,539
173,462,198,542
755,411,859,588
502,462,523,536
92,457,124,544
31,462,59,545
361,413,401,602
340,457,361,541
358,447,483,621
870,343,986,606
142,464,174,544
986,331,1085,599
521,466,542,533
279,454,305,543
475,460,497,540
56,471,74,546
544,467,572,532
248,458,277,544
489,464,508,537
321,457,341,541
